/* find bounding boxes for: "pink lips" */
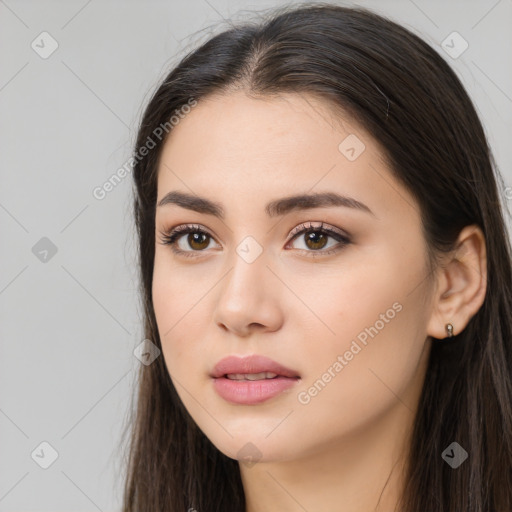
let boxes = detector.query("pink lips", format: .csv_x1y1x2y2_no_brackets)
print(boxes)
211,354,301,405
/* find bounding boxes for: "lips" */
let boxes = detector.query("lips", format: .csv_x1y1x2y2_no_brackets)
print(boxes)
210,354,300,379
211,355,301,405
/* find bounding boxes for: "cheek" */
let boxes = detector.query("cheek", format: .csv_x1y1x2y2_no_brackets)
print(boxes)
152,261,196,374
152,252,205,338
289,249,429,403
286,253,404,345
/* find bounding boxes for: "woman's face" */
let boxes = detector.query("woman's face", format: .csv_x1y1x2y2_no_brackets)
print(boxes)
152,91,435,463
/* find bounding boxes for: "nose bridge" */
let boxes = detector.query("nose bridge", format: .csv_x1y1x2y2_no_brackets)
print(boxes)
223,237,270,304
213,235,283,333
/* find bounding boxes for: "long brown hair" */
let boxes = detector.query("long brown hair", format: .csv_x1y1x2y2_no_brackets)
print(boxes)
118,3,512,510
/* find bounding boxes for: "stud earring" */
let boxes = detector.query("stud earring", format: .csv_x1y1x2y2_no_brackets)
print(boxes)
445,323,454,338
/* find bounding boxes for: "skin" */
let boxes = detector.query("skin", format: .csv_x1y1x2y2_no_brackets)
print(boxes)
152,90,487,512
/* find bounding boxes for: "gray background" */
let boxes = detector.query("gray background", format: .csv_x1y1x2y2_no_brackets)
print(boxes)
1,0,511,510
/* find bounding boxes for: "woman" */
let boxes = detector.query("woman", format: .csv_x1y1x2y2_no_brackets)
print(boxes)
120,3,512,511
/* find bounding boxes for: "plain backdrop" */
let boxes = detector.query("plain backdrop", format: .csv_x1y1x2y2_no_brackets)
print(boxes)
1,0,511,510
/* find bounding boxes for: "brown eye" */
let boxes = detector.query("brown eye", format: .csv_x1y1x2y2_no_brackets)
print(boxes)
158,224,218,257
287,222,350,256
159,221,351,259
303,230,329,250
187,232,210,250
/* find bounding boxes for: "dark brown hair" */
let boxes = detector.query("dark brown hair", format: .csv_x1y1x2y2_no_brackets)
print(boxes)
119,3,512,510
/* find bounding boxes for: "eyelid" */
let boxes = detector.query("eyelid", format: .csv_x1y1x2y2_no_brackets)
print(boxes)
158,221,351,257
287,221,349,242
167,223,212,237
157,223,219,258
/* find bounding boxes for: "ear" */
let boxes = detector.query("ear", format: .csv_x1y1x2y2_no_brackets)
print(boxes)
426,225,487,339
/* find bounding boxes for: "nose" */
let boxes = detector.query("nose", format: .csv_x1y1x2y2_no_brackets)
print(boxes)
212,249,284,337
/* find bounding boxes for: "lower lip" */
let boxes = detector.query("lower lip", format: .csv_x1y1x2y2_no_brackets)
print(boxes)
212,376,300,404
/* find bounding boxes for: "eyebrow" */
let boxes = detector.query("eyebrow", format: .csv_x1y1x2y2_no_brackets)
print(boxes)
157,190,375,218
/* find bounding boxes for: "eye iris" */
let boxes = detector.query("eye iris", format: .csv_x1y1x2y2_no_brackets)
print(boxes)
188,232,209,250
305,231,328,250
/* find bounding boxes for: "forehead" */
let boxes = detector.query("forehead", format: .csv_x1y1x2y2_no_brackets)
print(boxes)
158,91,368,169
155,91,417,222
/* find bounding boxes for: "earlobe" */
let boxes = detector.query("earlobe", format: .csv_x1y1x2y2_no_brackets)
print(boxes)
426,225,487,340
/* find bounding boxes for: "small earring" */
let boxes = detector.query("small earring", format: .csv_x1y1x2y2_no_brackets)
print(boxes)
445,323,454,338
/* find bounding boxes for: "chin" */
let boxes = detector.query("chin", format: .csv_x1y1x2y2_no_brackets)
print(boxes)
203,427,298,465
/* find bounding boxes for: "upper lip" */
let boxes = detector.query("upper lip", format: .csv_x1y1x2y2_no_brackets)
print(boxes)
211,355,300,379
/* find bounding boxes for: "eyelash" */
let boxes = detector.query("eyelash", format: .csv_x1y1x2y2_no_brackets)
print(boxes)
157,221,351,259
